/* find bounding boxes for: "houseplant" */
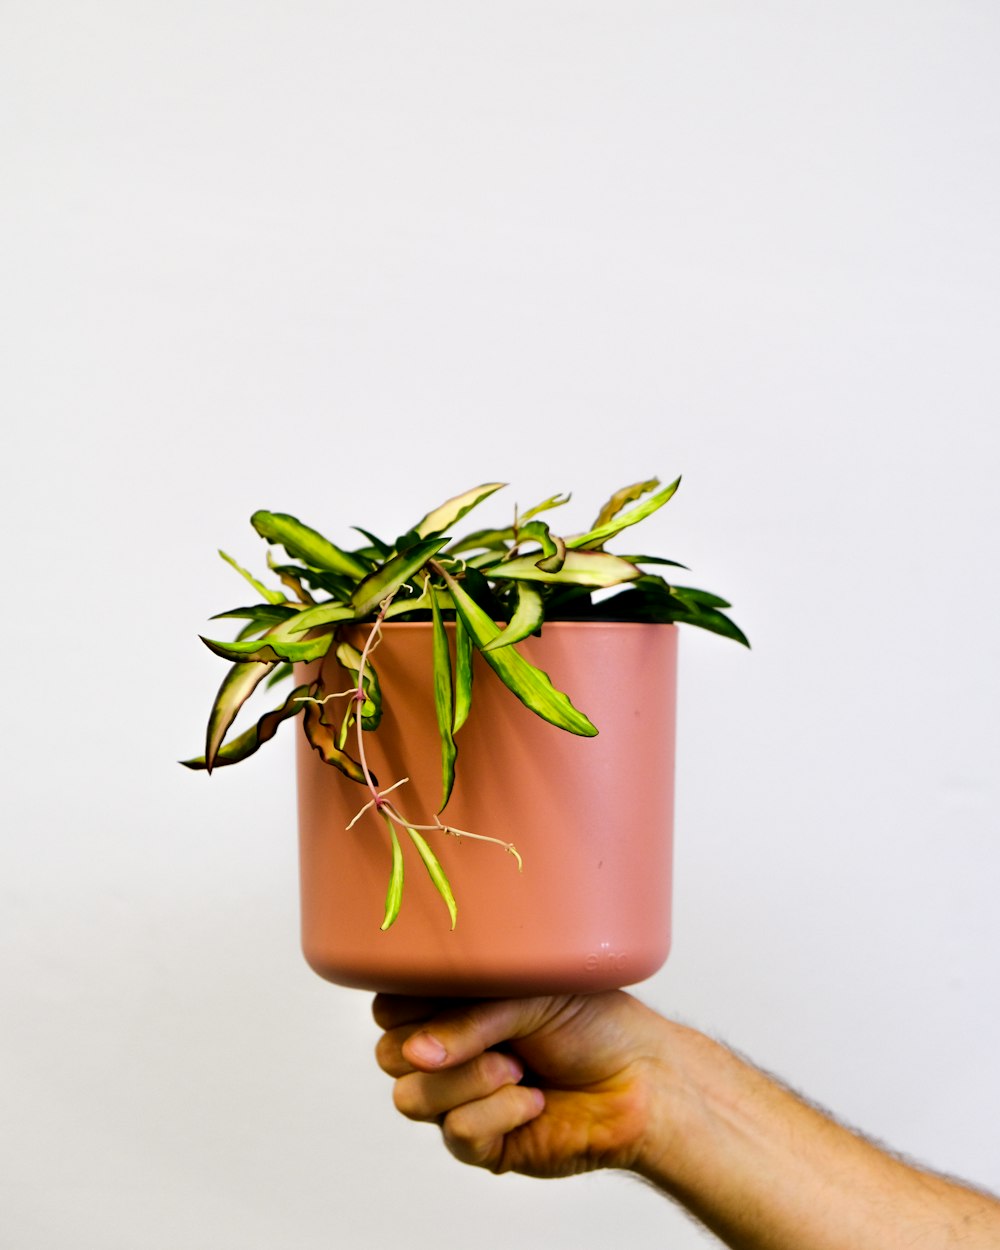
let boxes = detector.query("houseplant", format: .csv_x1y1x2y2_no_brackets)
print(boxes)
184,477,747,994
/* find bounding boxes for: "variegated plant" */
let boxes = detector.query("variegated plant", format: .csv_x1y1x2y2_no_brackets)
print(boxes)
184,477,747,930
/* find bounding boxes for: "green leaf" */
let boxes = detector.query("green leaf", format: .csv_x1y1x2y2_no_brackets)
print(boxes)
301,699,368,784
350,536,451,619
431,590,458,811
515,519,566,573
265,661,294,688
285,600,356,634
482,583,544,652
567,477,681,550
616,554,689,570
200,630,334,665
181,683,308,770
218,550,285,605
210,604,299,626
352,527,393,560
590,478,660,531
335,640,382,729
484,550,641,588
413,483,506,539
406,826,457,930
519,491,571,523
439,568,597,737
251,511,370,580
453,615,474,733
203,660,277,772
266,552,315,604
446,526,514,556
380,815,405,931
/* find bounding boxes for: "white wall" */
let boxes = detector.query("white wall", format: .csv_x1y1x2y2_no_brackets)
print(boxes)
2,3,998,1247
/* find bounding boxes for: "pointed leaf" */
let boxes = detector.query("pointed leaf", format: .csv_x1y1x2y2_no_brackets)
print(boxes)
482,583,544,652
590,478,660,531
413,483,506,539
431,590,458,811
406,826,457,930
204,660,277,772
567,477,681,550
182,684,308,770
251,510,369,579
285,600,356,634
484,550,641,588
352,527,393,560
200,630,333,665
210,604,299,626
350,536,450,618
380,815,405,931
302,700,368,784
265,661,294,688
440,569,597,737
519,491,571,523
453,615,474,733
218,549,285,605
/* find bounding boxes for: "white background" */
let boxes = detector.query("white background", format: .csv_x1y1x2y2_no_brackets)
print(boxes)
2,3,998,1247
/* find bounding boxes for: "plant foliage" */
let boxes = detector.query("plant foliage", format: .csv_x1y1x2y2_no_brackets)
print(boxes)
183,477,747,928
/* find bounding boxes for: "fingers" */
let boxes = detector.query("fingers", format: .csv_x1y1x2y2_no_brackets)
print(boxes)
442,1084,546,1171
393,1051,526,1122
398,997,566,1071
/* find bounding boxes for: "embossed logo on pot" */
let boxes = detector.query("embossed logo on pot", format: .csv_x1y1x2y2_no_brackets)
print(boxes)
585,943,628,972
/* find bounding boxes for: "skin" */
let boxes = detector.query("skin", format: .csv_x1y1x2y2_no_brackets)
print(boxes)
373,991,1000,1250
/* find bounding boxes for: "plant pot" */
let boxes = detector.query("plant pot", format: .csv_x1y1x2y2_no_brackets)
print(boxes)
296,620,678,996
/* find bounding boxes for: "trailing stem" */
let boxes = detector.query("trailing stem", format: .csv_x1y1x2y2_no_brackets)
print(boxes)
345,589,522,929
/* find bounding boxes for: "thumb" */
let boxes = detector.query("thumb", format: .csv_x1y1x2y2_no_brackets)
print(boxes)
402,996,572,1071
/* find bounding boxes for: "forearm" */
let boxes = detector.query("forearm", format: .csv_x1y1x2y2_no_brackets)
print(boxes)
636,1019,1000,1250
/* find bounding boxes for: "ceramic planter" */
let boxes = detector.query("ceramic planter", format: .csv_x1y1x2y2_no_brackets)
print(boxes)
296,620,677,997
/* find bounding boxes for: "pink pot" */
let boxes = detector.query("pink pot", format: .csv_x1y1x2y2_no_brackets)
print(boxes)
296,621,677,996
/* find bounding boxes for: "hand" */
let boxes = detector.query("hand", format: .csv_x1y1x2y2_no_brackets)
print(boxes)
372,991,676,1178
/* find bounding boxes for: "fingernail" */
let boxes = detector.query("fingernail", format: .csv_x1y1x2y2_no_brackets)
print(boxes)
408,1031,448,1067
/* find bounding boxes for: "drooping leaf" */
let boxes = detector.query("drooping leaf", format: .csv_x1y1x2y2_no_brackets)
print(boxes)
200,630,334,665
406,826,457,930
453,615,474,733
380,815,405,931
204,660,277,772
567,477,681,550
482,583,544,652
440,568,597,737
251,511,370,580
669,585,733,611
431,590,458,811
335,640,382,729
350,536,451,619
483,549,641,589
302,699,368,784
413,483,507,540
218,550,285,605
181,683,309,769
590,478,660,532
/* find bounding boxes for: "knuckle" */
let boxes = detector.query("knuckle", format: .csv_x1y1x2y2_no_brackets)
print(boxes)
392,1073,429,1120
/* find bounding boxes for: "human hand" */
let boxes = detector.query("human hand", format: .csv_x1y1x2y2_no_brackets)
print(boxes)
372,991,677,1178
